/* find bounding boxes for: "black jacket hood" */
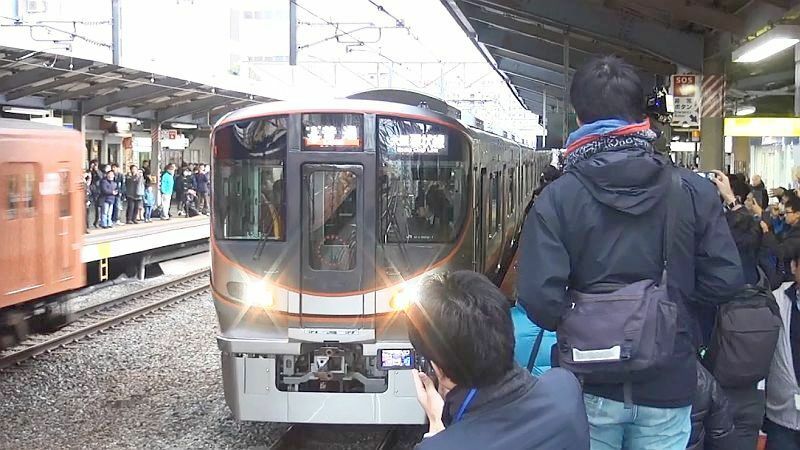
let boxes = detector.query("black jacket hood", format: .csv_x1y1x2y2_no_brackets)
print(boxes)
570,149,671,216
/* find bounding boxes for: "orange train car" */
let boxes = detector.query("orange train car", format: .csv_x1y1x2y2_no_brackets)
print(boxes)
0,119,85,337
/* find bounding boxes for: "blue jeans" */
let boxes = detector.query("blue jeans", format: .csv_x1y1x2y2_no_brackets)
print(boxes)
144,205,152,221
101,202,114,228
583,393,691,450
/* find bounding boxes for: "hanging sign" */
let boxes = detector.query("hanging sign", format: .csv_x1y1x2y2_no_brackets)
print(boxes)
671,74,701,129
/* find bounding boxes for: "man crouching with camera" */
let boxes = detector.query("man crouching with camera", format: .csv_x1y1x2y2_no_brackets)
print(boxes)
407,271,590,449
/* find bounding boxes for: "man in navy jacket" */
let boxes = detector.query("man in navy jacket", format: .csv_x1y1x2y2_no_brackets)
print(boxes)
408,271,590,450
517,56,743,449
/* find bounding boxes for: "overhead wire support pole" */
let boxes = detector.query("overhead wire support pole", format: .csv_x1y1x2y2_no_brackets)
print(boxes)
289,0,297,66
111,0,121,65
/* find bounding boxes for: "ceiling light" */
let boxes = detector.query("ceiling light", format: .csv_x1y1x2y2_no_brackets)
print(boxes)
170,122,198,129
735,105,756,116
103,115,140,124
672,135,681,141
3,106,51,116
733,25,800,63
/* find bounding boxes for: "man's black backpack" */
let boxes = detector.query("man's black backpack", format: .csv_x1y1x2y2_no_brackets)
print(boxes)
703,275,781,388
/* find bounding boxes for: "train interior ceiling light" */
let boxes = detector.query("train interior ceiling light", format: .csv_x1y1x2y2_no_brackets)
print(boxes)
735,105,756,116
733,25,800,63
2,106,51,116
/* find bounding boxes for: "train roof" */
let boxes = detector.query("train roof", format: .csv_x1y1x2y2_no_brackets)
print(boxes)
215,98,468,133
0,118,76,134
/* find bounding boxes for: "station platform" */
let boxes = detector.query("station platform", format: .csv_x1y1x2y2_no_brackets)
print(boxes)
81,216,210,263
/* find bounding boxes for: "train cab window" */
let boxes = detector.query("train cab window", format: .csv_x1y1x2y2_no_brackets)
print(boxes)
212,116,288,241
377,116,468,243
307,169,358,271
302,113,363,151
58,170,70,217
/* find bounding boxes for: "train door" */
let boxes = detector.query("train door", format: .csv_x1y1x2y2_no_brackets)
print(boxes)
0,163,41,296
299,161,376,329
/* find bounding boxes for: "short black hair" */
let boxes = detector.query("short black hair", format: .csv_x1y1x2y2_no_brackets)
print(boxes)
570,56,645,124
406,271,514,387
786,195,800,213
730,173,751,201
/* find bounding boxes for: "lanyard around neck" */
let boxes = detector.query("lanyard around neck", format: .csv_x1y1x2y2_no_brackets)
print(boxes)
454,388,478,423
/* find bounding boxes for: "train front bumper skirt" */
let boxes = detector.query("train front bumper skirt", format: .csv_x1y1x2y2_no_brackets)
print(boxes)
217,340,425,424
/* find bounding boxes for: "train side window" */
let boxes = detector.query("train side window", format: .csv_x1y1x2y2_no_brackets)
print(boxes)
58,170,70,217
22,172,35,217
6,174,18,220
508,168,515,216
489,172,500,236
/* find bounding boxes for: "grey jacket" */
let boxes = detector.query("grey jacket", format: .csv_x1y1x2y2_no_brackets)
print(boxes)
766,282,800,431
125,174,145,199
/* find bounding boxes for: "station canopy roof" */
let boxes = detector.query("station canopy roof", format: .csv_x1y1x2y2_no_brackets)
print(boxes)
0,45,275,127
442,0,759,114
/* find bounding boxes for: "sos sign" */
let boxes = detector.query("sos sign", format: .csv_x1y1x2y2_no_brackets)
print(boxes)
673,76,697,97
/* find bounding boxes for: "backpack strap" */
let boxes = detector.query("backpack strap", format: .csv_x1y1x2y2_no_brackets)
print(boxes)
661,168,681,285
526,329,546,372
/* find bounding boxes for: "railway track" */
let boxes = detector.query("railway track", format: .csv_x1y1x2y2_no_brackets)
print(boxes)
0,270,210,370
269,425,403,450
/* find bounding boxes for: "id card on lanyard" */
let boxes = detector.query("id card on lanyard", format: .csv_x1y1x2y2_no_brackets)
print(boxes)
454,388,478,423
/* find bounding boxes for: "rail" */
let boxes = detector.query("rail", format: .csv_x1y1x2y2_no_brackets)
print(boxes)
0,271,210,370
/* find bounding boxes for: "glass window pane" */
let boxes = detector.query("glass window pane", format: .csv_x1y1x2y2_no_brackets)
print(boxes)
23,172,35,217
308,170,358,271
59,170,70,217
213,116,288,241
377,117,468,243
6,174,17,220
302,113,363,151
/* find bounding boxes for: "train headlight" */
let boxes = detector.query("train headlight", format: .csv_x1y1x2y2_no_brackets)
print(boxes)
244,279,274,309
390,279,421,311
228,279,274,309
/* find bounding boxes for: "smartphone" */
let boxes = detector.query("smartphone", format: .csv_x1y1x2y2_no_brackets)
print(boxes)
378,349,415,370
697,171,716,181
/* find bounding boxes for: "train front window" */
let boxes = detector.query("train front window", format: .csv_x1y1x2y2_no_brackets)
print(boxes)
377,117,468,243
213,116,287,241
307,169,358,271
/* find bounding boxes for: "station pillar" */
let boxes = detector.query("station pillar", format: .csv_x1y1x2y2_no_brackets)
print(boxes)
150,121,162,205
699,57,725,170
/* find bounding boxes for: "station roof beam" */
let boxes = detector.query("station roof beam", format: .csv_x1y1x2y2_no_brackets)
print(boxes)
81,78,191,114
156,96,234,122
459,2,676,74
462,0,703,70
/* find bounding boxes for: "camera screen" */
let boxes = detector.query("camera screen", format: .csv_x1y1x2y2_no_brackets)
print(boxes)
379,349,414,370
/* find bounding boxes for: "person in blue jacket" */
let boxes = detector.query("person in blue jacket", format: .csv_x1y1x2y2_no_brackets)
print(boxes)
408,271,589,450
511,302,557,376
159,164,175,220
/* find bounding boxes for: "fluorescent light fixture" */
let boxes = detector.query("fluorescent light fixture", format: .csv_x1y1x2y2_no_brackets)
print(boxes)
3,106,51,116
735,105,756,116
733,25,800,63
170,122,198,129
103,115,140,124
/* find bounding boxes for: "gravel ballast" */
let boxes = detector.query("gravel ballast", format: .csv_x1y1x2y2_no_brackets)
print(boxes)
0,292,422,449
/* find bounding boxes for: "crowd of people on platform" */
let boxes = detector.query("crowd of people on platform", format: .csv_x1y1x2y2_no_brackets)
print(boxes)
82,159,210,231
408,56,800,450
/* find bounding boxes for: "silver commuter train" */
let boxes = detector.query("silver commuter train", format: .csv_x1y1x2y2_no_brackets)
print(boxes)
210,90,552,424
